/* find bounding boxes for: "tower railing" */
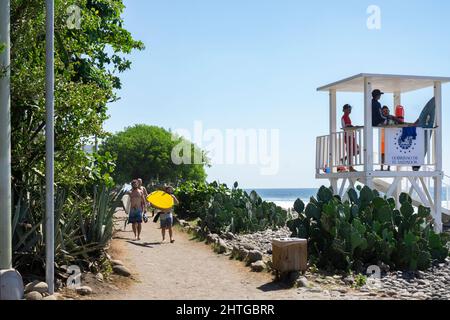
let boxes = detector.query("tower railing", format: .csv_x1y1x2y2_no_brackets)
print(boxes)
316,127,437,175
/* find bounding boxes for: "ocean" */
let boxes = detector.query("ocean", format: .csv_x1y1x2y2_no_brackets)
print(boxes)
247,188,318,210
248,188,450,211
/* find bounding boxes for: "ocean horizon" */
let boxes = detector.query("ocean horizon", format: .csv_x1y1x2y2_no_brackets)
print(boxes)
246,188,318,210
247,187,450,211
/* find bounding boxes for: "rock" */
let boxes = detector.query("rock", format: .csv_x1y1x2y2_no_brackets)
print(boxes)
251,261,265,272
412,292,427,299
113,265,131,277
386,290,397,297
194,226,201,233
110,259,124,266
343,275,354,285
246,250,263,264
76,286,93,296
223,232,235,240
25,291,43,300
24,281,48,294
216,239,228,254
43,295,57,301
178,219,190,227
243,243,255,251
378,262,390,273
206,233,219,244
231,246,240,258
24,280,39,293
238,248,249,261
296,277,309,288
95,273,104,282
416,279,429,286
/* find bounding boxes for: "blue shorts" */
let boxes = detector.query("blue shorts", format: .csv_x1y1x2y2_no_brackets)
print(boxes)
129,208,143,224
160,214,173,228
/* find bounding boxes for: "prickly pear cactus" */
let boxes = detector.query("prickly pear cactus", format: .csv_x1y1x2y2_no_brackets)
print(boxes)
286,186,449,271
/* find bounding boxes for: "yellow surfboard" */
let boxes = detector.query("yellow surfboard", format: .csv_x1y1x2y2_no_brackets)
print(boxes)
147,191,174,210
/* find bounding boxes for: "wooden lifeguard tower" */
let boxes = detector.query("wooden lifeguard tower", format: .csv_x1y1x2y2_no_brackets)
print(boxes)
315,74,450,232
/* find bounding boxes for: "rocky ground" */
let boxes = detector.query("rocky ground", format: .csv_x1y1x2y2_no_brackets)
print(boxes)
179,220,450,301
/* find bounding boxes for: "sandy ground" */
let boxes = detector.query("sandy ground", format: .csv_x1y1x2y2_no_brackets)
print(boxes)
92,210,373,300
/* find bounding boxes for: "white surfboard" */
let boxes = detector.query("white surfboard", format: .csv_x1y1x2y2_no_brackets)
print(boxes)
121,194,131,215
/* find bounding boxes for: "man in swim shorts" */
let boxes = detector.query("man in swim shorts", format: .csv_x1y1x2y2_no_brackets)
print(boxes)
159,185,179,243
138,178,149,222
128,179,146,240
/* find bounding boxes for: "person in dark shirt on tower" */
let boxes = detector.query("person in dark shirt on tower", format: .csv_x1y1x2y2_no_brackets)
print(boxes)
371,89,387,127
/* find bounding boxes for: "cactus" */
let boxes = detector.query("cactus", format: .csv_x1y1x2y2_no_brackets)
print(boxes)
293,198,305,214
286,185,449,271
305,203,321,220
317,186,333,203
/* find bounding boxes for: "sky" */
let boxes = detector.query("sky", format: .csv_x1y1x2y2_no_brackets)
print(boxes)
104,0,450,188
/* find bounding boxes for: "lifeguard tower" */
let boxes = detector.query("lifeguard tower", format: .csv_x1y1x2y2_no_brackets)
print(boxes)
315,74,450,232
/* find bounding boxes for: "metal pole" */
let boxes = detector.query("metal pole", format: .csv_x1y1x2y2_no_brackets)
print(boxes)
364,78,373,188
0,0,12,271
45,0,55,294
434,81,443,233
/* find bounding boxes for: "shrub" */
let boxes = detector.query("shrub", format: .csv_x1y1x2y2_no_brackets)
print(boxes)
287,186,449,271
175,181,289,234
12,186,122,276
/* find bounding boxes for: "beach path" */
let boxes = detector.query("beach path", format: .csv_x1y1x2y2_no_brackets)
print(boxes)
92,210,364,300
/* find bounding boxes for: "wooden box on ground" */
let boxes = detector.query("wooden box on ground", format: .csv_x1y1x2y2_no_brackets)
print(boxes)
272,238,307,273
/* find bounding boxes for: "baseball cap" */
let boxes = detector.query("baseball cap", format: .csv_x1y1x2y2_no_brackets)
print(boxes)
372,89,384,97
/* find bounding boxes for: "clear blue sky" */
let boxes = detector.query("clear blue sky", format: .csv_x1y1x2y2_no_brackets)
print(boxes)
104,0,450,188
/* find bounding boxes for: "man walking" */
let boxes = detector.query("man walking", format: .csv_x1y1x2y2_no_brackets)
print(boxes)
127,179,146,240
138,178,149,220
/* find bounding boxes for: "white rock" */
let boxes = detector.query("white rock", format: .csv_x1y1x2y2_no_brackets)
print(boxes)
25,291,43,300
110,259,124,266
296,277,309,288
250,261,265,272
24,281,48,294
95,273,104,282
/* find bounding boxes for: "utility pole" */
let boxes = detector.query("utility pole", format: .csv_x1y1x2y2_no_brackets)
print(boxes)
0,0,24,300
45,0,55,295
0,0,12,273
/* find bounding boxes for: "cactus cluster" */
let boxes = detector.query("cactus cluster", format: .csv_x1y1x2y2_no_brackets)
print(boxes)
287,186,449,271
175,181,288,234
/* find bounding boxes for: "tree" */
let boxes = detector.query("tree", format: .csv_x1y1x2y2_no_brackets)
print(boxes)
10,0,144,194
5,0,143,273
100,125,209,185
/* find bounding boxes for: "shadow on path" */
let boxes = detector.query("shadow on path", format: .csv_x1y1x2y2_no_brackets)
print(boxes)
125,240,162,248
257,281,291,292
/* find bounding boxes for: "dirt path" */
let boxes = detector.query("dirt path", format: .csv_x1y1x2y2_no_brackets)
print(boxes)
93,210,367,300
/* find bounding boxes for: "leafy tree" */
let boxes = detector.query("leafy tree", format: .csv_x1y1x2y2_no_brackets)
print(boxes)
6,0,142,273
100,125,209,184
10,0,144,194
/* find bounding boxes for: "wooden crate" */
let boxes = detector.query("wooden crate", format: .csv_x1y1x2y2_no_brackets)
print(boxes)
272,238,307,273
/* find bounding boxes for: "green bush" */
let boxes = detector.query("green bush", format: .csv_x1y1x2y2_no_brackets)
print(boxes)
175,181,289,234
287,186,449,271
12,186,122,275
